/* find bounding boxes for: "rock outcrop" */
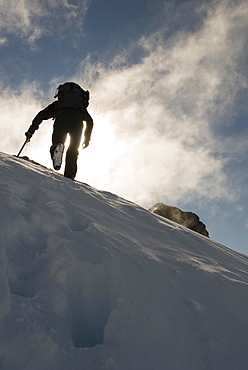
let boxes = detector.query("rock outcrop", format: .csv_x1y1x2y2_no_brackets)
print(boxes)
149,203,209,237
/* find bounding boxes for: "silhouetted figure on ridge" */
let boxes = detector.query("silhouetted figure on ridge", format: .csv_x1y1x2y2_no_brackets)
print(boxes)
25,82,93,180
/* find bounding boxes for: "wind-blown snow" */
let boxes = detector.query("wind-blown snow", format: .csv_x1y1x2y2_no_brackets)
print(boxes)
0,152,248,370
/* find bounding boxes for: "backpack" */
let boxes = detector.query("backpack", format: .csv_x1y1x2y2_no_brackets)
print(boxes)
54,82,90,111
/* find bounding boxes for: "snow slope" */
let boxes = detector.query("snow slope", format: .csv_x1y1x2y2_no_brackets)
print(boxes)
0,151,248,370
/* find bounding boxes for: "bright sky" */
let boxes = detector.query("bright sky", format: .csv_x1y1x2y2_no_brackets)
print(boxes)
0,0,247,255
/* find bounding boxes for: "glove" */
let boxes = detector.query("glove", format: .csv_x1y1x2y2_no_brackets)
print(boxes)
25,132,33,142
82,140,89,149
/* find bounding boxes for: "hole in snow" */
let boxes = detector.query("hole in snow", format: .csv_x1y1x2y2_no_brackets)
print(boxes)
67,263,114,348
7,259,46,298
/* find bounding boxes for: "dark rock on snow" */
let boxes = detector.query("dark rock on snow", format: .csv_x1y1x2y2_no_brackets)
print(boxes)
149,203,209,237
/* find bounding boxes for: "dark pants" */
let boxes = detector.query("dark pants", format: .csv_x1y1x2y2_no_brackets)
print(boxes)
50,110,83,179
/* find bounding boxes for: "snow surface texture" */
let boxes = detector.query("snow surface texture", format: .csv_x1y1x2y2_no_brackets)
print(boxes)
0,152,248,370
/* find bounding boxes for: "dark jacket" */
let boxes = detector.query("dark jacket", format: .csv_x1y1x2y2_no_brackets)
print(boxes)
28,101,93,143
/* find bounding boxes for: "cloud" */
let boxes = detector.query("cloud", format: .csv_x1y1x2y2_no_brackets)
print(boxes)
0,0,92,45
0,0,247,210
0,82,48,153
0,37,7,46
74,0,248,207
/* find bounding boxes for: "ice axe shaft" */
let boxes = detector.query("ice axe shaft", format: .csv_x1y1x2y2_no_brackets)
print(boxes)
17,139,29,157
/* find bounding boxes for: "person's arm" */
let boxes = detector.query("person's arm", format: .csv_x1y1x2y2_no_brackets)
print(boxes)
26,102,56,137
83,110,94,149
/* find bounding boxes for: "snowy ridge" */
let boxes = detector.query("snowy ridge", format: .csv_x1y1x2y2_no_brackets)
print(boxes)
0,152,248,370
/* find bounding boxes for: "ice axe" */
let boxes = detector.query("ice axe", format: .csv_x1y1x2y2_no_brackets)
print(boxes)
16,133,32,157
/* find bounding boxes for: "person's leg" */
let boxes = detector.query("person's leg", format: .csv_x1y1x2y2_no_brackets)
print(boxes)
50,121,68,170
50,121,67,157
64,122,82,179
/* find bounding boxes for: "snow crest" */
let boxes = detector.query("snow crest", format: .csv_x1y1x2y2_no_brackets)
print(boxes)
0,152,248,370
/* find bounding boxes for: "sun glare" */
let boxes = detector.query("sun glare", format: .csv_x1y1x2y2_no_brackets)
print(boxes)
77,114,124,186
25,114,124,189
